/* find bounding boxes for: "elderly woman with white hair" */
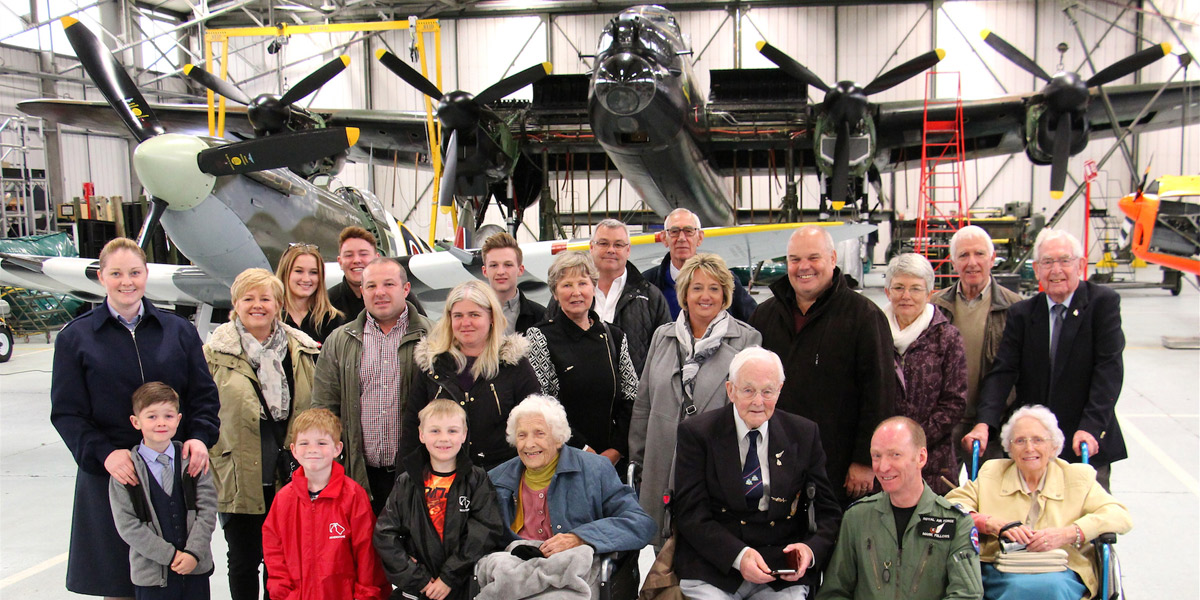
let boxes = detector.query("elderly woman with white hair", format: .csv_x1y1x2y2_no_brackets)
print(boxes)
883,253,967,494
946,405,1132,600
488,395,655,554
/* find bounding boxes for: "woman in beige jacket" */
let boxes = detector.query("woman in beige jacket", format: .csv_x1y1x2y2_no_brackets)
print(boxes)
946,405,1131,600
204,268,320,600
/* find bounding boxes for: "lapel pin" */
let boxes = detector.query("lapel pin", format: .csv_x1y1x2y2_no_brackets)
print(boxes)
1073,309,1079,317
775,450,784,466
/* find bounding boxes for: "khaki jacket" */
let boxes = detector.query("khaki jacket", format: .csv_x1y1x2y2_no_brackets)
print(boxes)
310,302,432,498
945,458,1132,597
204,321,320,513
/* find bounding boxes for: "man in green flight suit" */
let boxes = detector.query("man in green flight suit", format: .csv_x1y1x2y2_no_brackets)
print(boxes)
818,417,983,599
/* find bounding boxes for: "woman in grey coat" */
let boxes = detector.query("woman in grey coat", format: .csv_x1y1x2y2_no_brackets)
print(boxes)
628,253,762,547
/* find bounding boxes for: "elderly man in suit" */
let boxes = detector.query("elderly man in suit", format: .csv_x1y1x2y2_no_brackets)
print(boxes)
962,228,1126,490
673,347,842,599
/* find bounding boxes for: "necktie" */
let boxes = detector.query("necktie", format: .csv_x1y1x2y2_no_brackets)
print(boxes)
742,430,762,508
1049,304,1066,368
156,454,173,496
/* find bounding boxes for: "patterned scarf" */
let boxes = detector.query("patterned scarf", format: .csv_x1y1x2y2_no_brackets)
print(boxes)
673,310,730,402
236,318,292,421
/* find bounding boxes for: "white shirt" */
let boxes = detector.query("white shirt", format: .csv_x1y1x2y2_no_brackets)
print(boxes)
593,269,627,324
1045,290,1076,355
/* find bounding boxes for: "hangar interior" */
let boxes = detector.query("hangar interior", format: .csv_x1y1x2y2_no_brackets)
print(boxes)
0,0,1195,266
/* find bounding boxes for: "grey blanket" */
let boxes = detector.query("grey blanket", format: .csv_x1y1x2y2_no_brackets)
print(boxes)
475,540,600,599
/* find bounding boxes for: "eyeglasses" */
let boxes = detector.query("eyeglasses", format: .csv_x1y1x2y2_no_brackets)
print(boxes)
1037,256,1078,268
593,240,630,250
1011,436,1049,448
735,386,779,401
666,226,700,238
888,284,927,296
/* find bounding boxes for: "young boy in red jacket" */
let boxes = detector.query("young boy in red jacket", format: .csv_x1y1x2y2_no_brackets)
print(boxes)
262,408,389,600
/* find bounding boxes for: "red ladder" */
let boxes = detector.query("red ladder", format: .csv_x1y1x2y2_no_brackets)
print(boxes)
915,70,968,279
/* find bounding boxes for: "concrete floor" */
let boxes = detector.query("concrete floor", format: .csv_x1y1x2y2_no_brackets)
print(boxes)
2,267,1197,599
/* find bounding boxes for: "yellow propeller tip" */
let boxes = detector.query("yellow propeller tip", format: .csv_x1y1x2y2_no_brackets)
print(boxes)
935,48,946,61
340,55,351,67
61,16,79,27
542,62,553,74
183,64,194,75
346,127,360,147
755,41,766,51
1050,191,1064,199
374,48,388,60
1161,42,1172,55
980,29,991,40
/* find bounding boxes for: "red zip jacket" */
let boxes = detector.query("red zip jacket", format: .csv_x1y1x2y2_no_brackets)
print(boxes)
263,462,389,600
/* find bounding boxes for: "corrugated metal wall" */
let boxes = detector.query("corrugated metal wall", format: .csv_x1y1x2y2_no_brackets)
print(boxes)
0,0,1195,253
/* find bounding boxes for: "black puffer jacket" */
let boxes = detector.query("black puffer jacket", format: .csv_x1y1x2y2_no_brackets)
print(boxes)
400,334,542,471
373,446,506,600
748,268,897,505
546,263,670,374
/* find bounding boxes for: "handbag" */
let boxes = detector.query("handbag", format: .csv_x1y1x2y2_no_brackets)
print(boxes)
638,533,685,600
248,377,298,485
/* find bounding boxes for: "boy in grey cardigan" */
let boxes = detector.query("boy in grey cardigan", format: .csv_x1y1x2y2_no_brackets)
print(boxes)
109,382,217,599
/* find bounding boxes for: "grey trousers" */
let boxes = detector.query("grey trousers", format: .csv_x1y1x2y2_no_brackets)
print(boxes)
680,579,809,600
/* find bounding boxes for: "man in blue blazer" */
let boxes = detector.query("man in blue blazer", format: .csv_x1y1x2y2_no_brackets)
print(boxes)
962,228,1126,489
673,347,842,599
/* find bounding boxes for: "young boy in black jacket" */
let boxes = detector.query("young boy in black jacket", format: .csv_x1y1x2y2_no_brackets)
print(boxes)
374,399,505,600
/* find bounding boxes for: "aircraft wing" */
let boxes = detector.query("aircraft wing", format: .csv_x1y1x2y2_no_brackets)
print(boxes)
17,99,433,165
874,81,1200,170
0,253,232,306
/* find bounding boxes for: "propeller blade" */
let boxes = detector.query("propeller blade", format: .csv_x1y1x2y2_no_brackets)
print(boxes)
61,17,164,142
135,197,168,250
756,41,831,93
862,49,945,96
831,121,850,207
475,62,553,106
980,29,1051,82
182,64,251,105
1049,117,1072,199
196,127,360,176
1087,42,1172,87
279,55,350,106
438,130,459,209
374,49,443,100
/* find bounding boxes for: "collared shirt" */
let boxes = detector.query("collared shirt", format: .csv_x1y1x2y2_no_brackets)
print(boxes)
107,301,145,331
358,308,409,467
501,294,521,336
593,269,627,324
731,409,772,571
957,278,992,305
1016,468,1049,526
1045,290,1076,355
669,261,682,281
137,443,176,491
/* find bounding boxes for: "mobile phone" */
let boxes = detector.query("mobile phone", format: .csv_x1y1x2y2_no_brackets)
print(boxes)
769,569,797,576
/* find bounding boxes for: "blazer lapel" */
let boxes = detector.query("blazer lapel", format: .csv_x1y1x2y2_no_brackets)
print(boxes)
1051,283,1089,388
712,406,747,509
765,417,796,519
1028,294,1052,393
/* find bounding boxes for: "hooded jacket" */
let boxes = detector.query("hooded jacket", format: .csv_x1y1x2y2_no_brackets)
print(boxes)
748,268,896,504
373,445,506,599
262,462,389,600
399,334,542,471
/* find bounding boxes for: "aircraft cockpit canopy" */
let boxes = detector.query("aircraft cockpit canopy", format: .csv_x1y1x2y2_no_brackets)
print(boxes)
598,6,681,66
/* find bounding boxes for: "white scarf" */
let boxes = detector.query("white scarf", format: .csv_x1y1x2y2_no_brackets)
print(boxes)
673,310,730,401
885,303,935,356
236,318,292,421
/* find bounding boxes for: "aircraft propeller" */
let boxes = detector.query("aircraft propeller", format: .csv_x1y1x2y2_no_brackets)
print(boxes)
375,49,551,210
980,30,1171,198
61,17,359,249
183,55,351,135
758,41,944,208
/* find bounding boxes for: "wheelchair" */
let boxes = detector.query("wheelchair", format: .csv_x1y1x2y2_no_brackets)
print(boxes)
970,441,1122,600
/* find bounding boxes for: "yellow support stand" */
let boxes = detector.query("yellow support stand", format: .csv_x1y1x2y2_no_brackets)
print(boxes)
1096,252,1119,268
408,19,451,245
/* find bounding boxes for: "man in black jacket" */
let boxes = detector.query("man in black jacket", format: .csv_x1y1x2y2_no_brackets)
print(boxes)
481,232,545,334
643,208,758,321
328,226,379,321
546,219,670,374
749,226,896,507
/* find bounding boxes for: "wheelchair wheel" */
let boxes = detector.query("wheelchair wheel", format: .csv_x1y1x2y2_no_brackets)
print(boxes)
0,323,12,363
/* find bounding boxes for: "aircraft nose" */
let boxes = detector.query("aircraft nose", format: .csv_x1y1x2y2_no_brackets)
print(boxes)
595,52,656,116
132,133,216,210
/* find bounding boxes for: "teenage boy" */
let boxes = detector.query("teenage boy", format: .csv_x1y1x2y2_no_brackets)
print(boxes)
109,382,217,600
374,399,505,600
481,232,544,334
262,408,389,600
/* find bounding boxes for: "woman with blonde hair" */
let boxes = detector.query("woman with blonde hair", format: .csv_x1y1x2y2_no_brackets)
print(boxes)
204,267,321,600
275,243,344,344
399,279,541,470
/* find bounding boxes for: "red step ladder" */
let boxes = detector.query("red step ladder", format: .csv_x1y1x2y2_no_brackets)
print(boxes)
915,71,968,279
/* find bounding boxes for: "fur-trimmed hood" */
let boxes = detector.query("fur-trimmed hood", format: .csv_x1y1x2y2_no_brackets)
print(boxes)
206,319,321,357
413,333,530,373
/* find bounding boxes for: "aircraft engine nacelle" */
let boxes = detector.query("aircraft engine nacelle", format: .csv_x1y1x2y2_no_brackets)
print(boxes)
1023,103,1089,166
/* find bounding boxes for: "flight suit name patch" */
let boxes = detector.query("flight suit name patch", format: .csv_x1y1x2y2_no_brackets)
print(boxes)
918,516,956,540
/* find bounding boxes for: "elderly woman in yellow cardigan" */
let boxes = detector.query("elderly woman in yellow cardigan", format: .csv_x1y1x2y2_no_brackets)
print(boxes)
946,405,1131,600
